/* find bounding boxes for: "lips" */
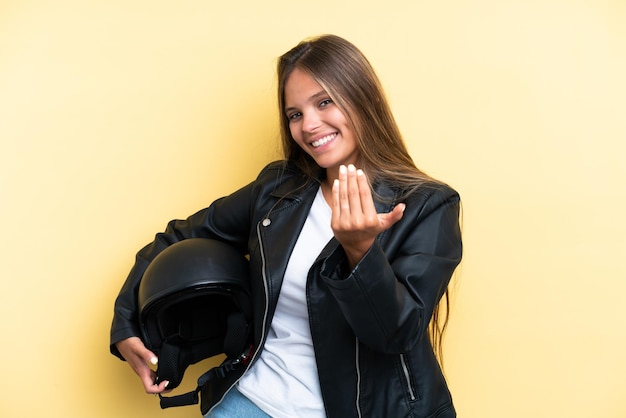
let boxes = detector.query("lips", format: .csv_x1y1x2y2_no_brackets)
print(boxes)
311,133,337,148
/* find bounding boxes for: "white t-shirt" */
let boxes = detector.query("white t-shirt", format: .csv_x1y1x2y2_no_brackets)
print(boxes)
237,186,332,418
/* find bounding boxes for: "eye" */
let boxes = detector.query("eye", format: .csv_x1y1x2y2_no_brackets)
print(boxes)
319,98,333,108
287,111,302,121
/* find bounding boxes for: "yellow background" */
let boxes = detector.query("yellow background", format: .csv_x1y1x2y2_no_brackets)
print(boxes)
1,1,625,417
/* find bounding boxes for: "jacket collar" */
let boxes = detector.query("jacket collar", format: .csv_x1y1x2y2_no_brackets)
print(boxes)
269,163,322,202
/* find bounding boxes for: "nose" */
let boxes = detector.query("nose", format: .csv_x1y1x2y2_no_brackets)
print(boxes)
302,110,321,132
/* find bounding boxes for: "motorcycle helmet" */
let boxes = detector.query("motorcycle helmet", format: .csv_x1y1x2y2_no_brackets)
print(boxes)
138,238,252,392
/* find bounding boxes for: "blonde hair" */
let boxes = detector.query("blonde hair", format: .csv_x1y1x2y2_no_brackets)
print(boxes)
277,34,450,362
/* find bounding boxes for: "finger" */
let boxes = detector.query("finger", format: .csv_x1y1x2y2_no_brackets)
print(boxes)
128,337,158,366
142,349,159,367
139,363,171,394
145,378,170,394
119,336,158,367
346,164,362,215
355,169,376,216
128,342,162,393
140,370,159,393
338,165,350,215
332,178,340,219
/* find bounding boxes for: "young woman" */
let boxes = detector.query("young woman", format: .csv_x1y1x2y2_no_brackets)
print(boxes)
111,34,462,418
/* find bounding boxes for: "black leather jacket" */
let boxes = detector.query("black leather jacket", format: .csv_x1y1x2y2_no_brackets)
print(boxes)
110,161,462,418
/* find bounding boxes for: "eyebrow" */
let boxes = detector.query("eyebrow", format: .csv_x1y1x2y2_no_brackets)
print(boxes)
285,90,328,114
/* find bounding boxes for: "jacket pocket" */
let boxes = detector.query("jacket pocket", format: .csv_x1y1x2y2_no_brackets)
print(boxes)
399,353,420,402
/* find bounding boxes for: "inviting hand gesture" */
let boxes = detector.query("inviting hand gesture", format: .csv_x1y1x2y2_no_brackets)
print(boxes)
331,164,406,268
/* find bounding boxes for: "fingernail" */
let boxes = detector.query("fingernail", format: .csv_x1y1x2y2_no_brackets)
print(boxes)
348,164,355,172
150,357,158,365
333,179,339,188
356,169,364,176
339,165,347,174
164,380,170,388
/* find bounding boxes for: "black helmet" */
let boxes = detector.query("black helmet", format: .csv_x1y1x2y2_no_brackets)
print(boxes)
138,238,252,395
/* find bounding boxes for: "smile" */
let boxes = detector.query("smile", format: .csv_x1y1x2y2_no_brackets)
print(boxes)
311,133,337,148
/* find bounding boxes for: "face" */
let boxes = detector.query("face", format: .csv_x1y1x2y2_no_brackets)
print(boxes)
283,68,360,177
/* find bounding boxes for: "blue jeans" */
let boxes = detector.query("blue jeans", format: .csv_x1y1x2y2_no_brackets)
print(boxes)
204,386,271,417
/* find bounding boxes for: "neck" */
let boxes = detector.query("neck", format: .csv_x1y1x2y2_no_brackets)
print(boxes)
324,166,340,186
320,175,334,207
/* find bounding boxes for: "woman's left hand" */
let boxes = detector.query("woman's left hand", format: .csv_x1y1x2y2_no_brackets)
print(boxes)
331,164,406,268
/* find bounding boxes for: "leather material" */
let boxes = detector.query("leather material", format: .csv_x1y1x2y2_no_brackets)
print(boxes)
111,160,462,417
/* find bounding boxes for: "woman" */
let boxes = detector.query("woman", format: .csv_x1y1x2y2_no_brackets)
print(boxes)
111,34,462,417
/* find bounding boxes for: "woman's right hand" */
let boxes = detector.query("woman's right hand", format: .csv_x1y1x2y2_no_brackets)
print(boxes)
115,336,170,394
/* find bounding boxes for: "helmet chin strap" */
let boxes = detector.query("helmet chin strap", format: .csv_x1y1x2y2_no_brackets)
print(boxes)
156,311,253,409
154,340,186,389
158,343,254,409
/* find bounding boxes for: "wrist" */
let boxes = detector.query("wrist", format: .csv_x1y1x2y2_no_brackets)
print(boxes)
344,241,373,269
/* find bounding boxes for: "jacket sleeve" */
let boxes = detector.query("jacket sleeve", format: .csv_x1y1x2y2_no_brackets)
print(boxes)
109,177,260,359
319,185,462,354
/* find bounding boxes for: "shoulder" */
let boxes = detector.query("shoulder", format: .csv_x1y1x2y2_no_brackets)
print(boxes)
247,160,319,202
254,160,303,181
377,176,459,207
395,179,461,220
410,180,459,204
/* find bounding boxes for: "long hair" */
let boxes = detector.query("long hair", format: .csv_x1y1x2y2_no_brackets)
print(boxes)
277,34,451,362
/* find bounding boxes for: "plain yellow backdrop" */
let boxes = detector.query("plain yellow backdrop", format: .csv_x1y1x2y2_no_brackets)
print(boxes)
1,1,625,417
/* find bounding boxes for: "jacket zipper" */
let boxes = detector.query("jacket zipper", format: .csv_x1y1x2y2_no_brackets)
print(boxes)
400,353,417,401
354,337,362,418
235,220,272,370
255,219,272,351
205,221,272,415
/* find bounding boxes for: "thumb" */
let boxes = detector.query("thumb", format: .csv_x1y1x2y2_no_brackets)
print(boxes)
130,339,158,366
143,349,159,367
379,203,406,231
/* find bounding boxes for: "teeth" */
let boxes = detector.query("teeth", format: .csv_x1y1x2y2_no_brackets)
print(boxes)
311,133,336,148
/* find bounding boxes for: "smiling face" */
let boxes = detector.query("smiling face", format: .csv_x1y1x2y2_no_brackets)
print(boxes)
283,68,360,179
